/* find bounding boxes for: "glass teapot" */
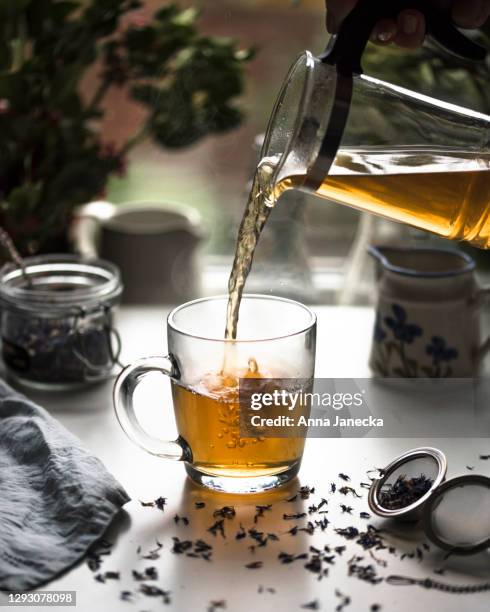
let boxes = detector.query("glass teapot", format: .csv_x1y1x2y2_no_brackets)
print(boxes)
261,0,490,247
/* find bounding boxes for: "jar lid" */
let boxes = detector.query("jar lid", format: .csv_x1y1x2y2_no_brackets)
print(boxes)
0,254,123,314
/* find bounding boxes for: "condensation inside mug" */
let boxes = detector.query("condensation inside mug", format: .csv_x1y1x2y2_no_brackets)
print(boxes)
377,456,439,510
430,483,490,547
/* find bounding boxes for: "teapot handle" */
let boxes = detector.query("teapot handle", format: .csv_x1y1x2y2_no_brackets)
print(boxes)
322,0,487,75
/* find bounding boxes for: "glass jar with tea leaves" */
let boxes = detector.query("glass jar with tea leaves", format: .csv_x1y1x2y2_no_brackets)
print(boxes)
0,255,123,389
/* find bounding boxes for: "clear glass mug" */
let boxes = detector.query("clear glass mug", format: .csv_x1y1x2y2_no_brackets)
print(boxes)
263,51,490,247
113,295,316,493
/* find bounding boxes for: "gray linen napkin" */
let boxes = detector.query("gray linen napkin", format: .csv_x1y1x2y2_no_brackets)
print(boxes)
0,379,130,591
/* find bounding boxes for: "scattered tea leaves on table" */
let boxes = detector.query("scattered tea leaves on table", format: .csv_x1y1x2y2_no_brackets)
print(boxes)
86,538,113,572
340,505,353,514
360,512,371,519
299,486,315,499
120,590,133,601
339,473,350,482
195,501,206,509
479,454,490,460
140,496,167,511
347,555,383,584
94,571,119,583
174,514,189,525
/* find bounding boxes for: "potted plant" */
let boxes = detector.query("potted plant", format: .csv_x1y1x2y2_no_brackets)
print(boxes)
0,0,252,254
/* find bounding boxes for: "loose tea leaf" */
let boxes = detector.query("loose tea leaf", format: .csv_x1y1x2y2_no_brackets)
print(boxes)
301,601,320,610
278,551,308,564
335,589,351,611
339,486,362,498
245,561,263,569
258,585,276,594
139,584,171,604
283,513,307,520
155,497,167,511
132,567,158,581
335,527,359,540
208,519,226,538
254,505,272,522
213,506,236,520
208,600,227,612
339,473,351,482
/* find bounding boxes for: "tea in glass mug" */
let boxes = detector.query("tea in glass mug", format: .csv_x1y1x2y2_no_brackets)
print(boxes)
113,295,316,493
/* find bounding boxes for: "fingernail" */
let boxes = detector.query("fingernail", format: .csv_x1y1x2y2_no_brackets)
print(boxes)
401,13,418,35
377,30,393,42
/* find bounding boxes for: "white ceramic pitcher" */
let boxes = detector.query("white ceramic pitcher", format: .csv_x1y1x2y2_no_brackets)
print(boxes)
369,245,490,378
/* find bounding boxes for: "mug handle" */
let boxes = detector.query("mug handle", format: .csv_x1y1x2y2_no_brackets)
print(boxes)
113,356,191,461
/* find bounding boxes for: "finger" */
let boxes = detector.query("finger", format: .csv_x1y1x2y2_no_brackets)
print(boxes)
370,18,398,45
393,10,426,49
325,0,358,32
452,0,490,28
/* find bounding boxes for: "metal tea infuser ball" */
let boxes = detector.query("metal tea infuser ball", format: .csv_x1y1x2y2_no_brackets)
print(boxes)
368,447,490,555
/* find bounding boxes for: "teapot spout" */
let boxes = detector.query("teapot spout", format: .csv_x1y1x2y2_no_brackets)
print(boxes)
367,244,396,280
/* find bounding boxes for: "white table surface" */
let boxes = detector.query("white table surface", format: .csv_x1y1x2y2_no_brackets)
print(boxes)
1,306,489,612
